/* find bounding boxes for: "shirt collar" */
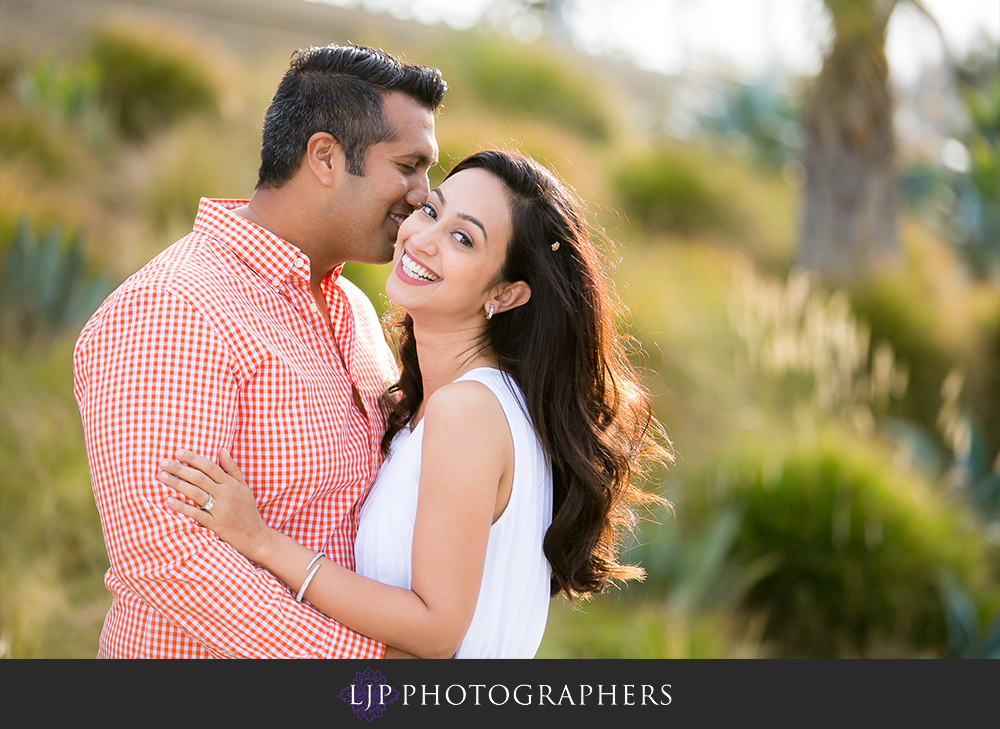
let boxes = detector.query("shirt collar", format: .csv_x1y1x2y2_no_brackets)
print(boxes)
192,198,343,288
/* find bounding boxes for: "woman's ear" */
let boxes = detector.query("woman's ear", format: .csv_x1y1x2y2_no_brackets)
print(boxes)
490,281,532,315
305,132,345,187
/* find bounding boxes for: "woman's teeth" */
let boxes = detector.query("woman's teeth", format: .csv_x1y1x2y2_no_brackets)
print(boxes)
401,252,440,282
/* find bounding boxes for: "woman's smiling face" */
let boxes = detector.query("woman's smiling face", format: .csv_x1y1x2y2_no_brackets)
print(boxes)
385,168,515,325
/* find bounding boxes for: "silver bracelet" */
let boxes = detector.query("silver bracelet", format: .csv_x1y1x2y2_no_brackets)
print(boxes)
296,563,322,603
295,553,325,603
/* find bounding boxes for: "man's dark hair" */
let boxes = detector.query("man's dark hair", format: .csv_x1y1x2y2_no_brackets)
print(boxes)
257,44,447,188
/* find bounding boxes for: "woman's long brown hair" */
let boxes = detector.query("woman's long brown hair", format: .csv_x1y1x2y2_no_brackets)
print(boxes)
380,150,673,600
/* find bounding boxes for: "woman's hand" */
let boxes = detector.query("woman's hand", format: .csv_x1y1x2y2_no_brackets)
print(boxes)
160,448,274,564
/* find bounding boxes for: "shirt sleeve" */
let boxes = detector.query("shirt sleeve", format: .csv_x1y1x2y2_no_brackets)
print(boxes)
74,284,384,658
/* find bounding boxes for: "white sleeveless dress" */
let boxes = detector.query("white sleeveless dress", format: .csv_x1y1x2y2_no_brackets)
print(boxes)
354,367,553,658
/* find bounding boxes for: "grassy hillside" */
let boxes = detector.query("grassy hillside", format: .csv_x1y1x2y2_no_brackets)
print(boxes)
1,0,997,658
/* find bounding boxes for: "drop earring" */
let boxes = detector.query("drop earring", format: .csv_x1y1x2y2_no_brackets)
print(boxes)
487,304,495,320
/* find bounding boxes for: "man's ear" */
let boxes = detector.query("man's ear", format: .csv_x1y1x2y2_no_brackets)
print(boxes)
305,132,345,187
490,280,532,315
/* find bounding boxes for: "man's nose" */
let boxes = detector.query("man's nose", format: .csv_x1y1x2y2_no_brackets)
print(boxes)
405,173,430,208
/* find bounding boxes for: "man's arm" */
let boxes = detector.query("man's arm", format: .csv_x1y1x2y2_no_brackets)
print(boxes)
75,284,382,658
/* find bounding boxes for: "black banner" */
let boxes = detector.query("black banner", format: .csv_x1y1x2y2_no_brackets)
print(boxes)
15,657,997,726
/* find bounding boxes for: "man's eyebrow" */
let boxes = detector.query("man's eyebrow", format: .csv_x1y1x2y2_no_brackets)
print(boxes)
432,188,488,242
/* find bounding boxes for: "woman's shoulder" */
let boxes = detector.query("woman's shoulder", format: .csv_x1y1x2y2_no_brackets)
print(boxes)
419,378,513,488
422,368,528,446
423,377,505,428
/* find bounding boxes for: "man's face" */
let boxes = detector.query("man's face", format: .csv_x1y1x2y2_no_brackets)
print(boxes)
337,92,438,265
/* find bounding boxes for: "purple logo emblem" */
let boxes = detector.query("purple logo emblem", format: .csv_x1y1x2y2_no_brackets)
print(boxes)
339,667,400,721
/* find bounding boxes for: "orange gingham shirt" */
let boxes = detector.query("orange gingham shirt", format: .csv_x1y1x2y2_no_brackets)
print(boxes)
74,198,397,658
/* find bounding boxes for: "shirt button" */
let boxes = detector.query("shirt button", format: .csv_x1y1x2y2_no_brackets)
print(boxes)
294,258,305,268
271,277,281,287
310,303,318,313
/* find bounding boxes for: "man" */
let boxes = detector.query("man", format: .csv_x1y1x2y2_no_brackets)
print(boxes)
73,44,444,658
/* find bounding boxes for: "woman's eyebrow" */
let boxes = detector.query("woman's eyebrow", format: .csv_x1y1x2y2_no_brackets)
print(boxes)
432,188,488,242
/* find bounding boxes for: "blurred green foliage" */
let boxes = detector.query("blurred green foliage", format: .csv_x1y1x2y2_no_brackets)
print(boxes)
0,216,111,346
0,108,69,177
849,278,952,436
941,574,1000,658
899,44,1000,283
851,273,1000,494
1,6,998,659
89,27,218,141
728,265,912,430
0,341,110,657
956,77,1000,278
16,55,107,145
700,430,999,657
0,55,106,176
450,38,611,142
625,505,760,611
538,596,768,659
613,147,739,234
698,81,804,172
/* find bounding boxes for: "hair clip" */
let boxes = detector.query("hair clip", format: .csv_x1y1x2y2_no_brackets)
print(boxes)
551,241,560,251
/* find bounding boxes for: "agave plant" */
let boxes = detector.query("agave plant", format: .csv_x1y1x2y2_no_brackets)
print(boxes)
0,215,111,345
940,574,1000,659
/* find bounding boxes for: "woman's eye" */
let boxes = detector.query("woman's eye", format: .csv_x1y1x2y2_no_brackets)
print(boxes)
453,232,473,248
419,202,437,219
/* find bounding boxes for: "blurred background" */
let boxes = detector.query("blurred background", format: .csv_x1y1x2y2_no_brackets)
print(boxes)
0,0,997,658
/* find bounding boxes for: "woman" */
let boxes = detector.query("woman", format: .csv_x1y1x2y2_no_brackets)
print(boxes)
160,150,672,658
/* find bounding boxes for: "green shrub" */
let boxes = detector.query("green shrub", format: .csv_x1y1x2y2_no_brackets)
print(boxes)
703,429,999,657
0,108,69,177
453,38,610,142
614,148,738,234
849,278,948,433
0,215,111,345
0,50,21,99
537,598,768,658
697,80,803,172
0,340,111,657
967,301,1000,478
941,574,1000,658
1,56,107,175
729,265,910,423
623,503,776,615
954,76,999,280
17,56,103,128
849,275,998,467
88,27,218,141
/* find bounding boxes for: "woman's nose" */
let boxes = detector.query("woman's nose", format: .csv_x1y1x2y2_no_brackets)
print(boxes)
405,221,438,255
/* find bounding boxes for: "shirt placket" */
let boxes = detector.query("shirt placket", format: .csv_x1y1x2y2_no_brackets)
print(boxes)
281,257,340,371
286,258,374,437
328,286,380,458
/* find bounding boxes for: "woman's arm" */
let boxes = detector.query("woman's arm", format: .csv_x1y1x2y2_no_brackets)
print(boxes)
160,380,512,659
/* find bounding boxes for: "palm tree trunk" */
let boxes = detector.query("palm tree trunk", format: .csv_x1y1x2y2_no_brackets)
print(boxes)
799,0,900,284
